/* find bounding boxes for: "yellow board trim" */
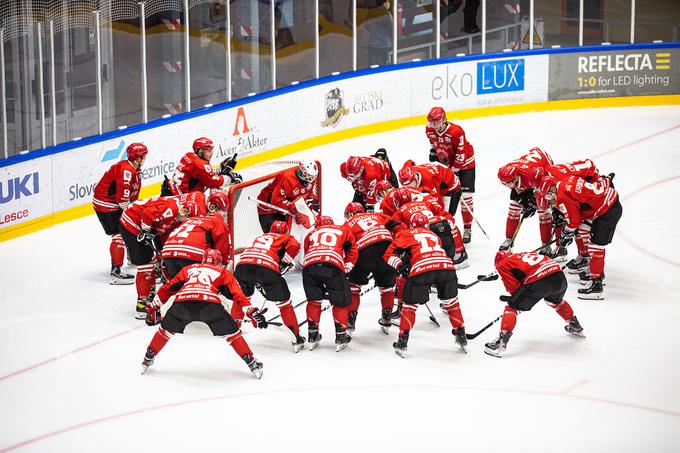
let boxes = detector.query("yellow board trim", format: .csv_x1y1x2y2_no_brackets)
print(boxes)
2,94,680,242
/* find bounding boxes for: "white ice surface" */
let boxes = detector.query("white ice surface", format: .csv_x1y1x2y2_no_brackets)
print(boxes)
1,106,680,452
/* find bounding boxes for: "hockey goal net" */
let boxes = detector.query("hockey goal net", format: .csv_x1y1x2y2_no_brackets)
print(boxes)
225,159,322,268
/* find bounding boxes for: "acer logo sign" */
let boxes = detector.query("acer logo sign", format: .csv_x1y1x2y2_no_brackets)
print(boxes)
0,172,40,204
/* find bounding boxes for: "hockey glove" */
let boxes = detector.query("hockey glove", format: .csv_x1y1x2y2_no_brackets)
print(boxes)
499,295,511,302
429,148,438,163
229,171,243,184
137,231,157,248
219,153,238,175
280,261,294,276
374,148,389,161
520,198,537,219
551,208,566,229
396,263,411,277
478,273,499,282
365,204,375,213
145,305,161,326
247,307,268,329
559,228,576,247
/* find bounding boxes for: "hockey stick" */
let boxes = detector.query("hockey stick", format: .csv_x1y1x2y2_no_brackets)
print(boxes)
425,303,441,327
465,315,502,340
247,196,293,216
459,195,490,240
265,299,308,323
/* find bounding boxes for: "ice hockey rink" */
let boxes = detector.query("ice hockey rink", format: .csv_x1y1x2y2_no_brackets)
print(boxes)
1,105,679,452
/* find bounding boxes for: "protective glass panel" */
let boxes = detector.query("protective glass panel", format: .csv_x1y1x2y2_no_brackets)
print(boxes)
634,1,680,43
189,0,228,110
275,0,316,86
441,0,482,57
582,0,630,46
483,0,521,53
319,0,353,76
356,0,394,68
396,0,435,63
230,1,273,98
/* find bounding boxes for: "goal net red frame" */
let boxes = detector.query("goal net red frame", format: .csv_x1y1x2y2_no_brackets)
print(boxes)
225,160,322,268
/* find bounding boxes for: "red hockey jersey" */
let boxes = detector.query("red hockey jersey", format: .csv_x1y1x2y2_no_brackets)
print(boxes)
379,186,440,216
495,252,562,294
547,159,599,182
344,212,394,250
168,152,225,195
120,196,183,238
303,224,358,272
238,232,301,272
506,147,554,191
426,122,475,171
162,213,230,265
391,200,451,230
340,157,391,205
156,262,250,307
179,191,208,216
92,159,142,212
257,167,317,215
384,227,455,277
556,175,618,230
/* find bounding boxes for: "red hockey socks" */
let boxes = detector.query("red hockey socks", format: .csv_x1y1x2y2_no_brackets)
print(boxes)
379,287,394,311
538,209,552,243
588,244,606,277
451,224,465,254
225,331,253,358
148,327,174,354
306,300,322,325
505,200,522,238
136,263,155,299
500,306,518,332
399,303,417,334
461,193,474,229
333,305,349,330
349,284,361,313
442,298,464,329
576,225,591,256
275,299,299,333
547,300,574,321
110,233,125,267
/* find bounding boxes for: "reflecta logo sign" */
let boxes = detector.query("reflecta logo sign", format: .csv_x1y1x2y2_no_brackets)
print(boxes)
477,58,525,94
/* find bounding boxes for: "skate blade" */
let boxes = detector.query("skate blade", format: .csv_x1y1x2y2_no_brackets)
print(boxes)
308,341,320,351
110,278,134,285
336,343,349,352
577,293,604,301
394,348,406,358
134,312,147,320
568,330,587,338
567,268,587,275
484,349,502,358
293,343,305,353
141,365,150,375
380,325,390,335
251,369,263,379
553,256,568,263
455,260,469,270
457,343,468,354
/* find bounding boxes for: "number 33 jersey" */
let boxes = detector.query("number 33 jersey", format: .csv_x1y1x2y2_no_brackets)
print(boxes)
495,252,562,294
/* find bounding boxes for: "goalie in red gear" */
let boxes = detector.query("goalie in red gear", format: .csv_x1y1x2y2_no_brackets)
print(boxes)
340,155,393,212
484,251,585,358
425,106,476,243
93,142,147,285
384,213,466,357
119,197,198,319
398,159,462,215
497,147,555,253
302,215,358,352
257,159,319,233
343,202,401,335
161,137,241,196
141,249,265,379
233,221,306,352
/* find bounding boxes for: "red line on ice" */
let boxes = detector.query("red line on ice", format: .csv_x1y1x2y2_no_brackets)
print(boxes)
594,123,680,158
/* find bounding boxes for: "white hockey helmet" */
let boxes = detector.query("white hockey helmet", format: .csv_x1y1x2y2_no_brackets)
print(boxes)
296,159,318,184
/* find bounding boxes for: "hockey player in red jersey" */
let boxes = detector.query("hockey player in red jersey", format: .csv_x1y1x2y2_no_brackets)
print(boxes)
398,159,462,215
93,142,147,284
234,221,306,352
302,215,358,352
340,155,394,212
546,174,622,300
379,184,441,217
425,107,476,243
120,196,199,319
343,202,400,335
484,250,585,358
141,249,266,378
384,213,466,357
497,147,555,253
257,159,319,233
161,137,241,196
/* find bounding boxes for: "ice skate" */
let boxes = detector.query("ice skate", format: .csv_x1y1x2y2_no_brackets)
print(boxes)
347,311,358,335
499,237,513,251
135,298,148,320
462,228,472,244
484,331,512,358
579,271,606,286
551,245,568,263
453,251,469,269
335,331,351,352
378,308,392,335
308,322,322,351
141,347,155,374
452,326,468,353
390,304,402,320
292,333,305,353
578,277,604,300
565,316,586,338
537,243,553,256
566,255,590,274
243,354,263,379
393,331,409,358
110,265,134,285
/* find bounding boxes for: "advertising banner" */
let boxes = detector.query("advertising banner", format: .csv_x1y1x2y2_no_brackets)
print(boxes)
548,47,680,100
0,158,52,229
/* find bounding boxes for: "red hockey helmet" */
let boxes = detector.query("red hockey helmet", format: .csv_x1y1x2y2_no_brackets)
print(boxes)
398,165,416,187
315,215,334,227
270,220,289,234
498,164,519,188
344,202,364,220
193,137,214,154
531,166,547,185
495,250,511,266
375,179,392,200
208,191,230,212
394,188,412,207
427,107,446,123
203,248,223,265
345,156,364,181
539,176,558,198
181,200,201,218
409,212,429,228
126,143,148,161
